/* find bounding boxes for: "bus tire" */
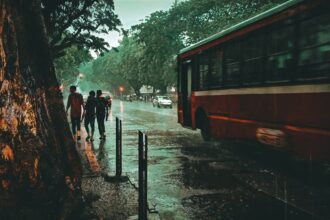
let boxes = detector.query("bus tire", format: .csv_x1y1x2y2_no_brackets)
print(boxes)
201,115,211,141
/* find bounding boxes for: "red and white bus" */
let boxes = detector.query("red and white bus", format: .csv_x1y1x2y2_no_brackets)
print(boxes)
177,0,330,160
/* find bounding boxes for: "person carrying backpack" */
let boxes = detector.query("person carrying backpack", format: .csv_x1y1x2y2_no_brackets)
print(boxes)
96,90,107,140
66,85,84,140
83,90,97,142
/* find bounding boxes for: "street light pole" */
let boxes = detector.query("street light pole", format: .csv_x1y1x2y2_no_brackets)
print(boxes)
119,86,124,100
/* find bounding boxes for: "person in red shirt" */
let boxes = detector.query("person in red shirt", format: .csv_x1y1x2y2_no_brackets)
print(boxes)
66,85,84,140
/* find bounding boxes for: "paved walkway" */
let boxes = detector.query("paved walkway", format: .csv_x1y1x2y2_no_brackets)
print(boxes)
75,128,138,220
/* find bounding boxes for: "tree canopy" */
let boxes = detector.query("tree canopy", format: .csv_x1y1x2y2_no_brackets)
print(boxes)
91,37,142,95
85,0,288,95
42,0,121,58
54,45,92,88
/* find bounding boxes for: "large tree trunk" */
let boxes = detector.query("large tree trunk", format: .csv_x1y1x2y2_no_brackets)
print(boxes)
0,0,82,219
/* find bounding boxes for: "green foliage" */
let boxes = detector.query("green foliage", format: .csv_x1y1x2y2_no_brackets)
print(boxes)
128,0,287,92
88,0,288,94
54,46,92,87
115,36,145,94
42,0,121,58
90,45,131,95
131,10,182,93
170,0,287,45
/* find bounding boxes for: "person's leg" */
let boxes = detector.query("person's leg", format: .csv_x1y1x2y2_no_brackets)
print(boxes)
76,117,81,140
71,116,76,136
90,117,95,141
84,117,90,134
101,115,106,138
97,115,103,137
84,117,90,141
106,106,109,121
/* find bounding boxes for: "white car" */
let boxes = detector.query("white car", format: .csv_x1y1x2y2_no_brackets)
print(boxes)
153,96,172,108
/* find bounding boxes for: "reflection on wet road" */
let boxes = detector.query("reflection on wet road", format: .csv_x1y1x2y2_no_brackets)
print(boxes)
93,100,330,220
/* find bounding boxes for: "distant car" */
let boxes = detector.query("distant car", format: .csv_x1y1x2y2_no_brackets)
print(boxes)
126,95,133,102
153,96,172,108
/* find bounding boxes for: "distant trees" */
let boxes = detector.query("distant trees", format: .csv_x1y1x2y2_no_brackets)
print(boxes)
115,37,146,96
132,10,182,93
88,0,288,95
54,45,93,87
90,45,130,95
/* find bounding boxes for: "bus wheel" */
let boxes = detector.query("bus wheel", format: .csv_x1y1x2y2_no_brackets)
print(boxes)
201,115,211,141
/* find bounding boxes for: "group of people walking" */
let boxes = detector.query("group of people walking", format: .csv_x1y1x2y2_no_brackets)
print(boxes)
66,85,110,141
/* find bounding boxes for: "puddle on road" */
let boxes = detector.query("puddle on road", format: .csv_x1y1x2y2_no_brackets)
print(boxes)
181,159,240,190
182,187,314,220
83,102,330,220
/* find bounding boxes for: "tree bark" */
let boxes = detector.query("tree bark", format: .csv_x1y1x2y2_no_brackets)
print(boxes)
0,0,82,219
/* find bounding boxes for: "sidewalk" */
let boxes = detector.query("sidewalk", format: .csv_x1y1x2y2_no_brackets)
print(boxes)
76,128,138,220
75,129,161,220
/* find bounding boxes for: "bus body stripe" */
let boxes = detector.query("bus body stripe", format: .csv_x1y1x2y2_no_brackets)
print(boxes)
194,84,330,96
209,115,330,136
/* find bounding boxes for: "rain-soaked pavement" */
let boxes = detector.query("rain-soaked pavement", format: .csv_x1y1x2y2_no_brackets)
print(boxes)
78,99,330,220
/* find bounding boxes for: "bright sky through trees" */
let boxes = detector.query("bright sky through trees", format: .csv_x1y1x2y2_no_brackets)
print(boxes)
100,0,175,49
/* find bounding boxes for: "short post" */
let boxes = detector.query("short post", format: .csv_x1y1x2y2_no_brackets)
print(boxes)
138,131,148,220
116,117,122,177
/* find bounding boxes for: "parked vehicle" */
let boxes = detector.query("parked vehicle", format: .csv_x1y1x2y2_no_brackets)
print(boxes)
153,96,173,108
126,95,133,102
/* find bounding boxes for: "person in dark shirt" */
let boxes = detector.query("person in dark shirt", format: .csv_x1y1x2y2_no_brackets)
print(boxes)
96,90,107,140
66,85,84,140
104,95,111,121
83,90,97,141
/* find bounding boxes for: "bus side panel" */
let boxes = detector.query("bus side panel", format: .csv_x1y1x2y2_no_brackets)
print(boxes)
276,93,330,130
225,93,330,130
193,92,330,160
217,114,330,160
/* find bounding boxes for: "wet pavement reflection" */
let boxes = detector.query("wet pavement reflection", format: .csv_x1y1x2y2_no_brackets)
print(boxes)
83,99,330,220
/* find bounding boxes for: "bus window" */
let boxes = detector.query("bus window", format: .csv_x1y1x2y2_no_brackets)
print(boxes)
298,11,330,79
224,41,241,85
266,21,294,82
243,33,263,84
209,49,223,88
198,53,209,89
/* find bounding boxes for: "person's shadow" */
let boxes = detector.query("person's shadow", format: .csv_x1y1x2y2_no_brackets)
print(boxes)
98,140,105,159
97,139,110,173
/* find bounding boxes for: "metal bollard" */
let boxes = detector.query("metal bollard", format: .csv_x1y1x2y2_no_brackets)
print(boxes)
138,131,148,220
116,117,122,177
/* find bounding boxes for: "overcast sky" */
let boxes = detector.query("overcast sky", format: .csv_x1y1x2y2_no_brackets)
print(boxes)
100,0,175,49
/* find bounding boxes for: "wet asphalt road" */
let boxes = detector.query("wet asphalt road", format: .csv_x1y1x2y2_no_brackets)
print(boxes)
88,99,330,220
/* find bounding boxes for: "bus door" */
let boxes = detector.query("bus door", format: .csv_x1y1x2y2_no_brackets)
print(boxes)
182,63,192,127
